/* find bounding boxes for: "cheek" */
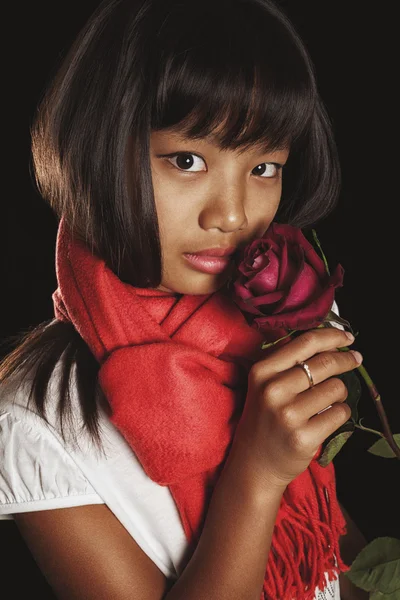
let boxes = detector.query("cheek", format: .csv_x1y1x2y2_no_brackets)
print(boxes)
153,196,194,258
268,182,283,215
253,185,282,226
156,195,190,228
152,179,180,232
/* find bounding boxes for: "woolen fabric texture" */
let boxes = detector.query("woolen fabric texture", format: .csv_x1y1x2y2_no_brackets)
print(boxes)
52,216,349,600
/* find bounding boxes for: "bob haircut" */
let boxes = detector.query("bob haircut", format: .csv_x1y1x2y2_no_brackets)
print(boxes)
1,0,341,449
32,0,340,289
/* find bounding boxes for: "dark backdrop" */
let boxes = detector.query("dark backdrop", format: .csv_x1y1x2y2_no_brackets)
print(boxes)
2,1,399,597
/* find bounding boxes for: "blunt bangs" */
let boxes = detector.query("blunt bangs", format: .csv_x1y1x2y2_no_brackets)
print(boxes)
150,0,316,153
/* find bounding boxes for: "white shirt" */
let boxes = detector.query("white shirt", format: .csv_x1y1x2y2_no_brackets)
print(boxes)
0,357,341,599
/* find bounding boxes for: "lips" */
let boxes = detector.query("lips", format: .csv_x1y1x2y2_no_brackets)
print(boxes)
183,252,234,274
186,246,237,257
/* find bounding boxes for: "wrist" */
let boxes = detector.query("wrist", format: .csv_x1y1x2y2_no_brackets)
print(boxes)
223,436,288,506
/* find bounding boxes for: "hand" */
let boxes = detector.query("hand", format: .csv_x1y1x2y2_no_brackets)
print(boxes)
232,327,361,491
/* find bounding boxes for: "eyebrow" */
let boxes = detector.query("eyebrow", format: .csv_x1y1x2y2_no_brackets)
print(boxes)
164,130,288,155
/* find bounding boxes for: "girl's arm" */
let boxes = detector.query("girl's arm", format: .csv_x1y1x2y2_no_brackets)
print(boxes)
14,441,285,600
338,501,369,600
14,504,175,600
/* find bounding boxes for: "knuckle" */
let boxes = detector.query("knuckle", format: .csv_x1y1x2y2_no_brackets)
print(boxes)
298,330,319,352
318,352,336,372
327,377,348,399
249,363,268,388
335,401,352,422
290,429,310,452
263,379,284,404
279,405,297,429
249,364,262,385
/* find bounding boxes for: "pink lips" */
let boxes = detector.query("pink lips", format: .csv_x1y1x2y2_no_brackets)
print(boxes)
183,246,237,274
188,246,237,257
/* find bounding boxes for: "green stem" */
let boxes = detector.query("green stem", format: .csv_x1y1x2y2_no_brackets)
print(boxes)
339,347,400,459
354,421,385,438
261,329,297,349
312,229,331,275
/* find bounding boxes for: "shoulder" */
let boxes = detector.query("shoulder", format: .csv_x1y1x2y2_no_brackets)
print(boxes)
0,357,187,580
0,347,110,451
0,359,105,518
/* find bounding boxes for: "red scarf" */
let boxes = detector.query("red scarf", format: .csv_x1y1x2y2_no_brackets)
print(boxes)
52,217,349,599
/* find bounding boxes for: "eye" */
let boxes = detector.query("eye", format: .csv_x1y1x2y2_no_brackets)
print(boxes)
252,163,283,178
162,152,283,178
166,153,206,172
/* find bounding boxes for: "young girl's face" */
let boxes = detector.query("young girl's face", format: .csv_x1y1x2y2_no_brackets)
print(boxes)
149,126,289,295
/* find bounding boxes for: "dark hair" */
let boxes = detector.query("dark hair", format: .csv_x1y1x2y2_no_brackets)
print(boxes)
1,0,341,451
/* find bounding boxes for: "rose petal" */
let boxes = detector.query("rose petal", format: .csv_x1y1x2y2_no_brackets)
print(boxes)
233,296,264,316
250,290,286,307
276,224,327,279
252,252,270,270
279,261,322,311
278,241,303,290
248,252,280,295
232,282,254,302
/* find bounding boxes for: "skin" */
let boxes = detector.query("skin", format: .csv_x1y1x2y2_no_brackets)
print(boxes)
149,126,289,295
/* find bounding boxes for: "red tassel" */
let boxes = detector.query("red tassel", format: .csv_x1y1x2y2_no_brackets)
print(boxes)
260,477,348,600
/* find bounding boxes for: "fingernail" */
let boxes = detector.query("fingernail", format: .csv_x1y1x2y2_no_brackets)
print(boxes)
350,350,363,364
345,331,355,342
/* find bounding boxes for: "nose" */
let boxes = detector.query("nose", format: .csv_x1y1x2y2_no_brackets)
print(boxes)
198,186,248,233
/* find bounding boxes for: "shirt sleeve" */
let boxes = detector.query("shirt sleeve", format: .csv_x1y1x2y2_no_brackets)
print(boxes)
0,408,104,518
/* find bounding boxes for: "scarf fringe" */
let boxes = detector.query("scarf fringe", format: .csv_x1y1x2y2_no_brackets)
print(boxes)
261,478,350,600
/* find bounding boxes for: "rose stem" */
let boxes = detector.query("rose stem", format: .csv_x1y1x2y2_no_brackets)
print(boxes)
339,346,400,459
354,420,384,437
356,363,400,459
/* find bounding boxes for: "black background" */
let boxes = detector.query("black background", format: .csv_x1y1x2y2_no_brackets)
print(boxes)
2,1,399,596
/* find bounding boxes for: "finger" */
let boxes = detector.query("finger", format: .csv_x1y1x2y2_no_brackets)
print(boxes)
265,349,362,401
292,349,362,394
283,377,349,425
261,349,359,413
252,328,355,381
305,400,352,446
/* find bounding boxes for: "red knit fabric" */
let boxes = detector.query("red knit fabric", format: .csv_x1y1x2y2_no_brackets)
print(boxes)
52,217,350,599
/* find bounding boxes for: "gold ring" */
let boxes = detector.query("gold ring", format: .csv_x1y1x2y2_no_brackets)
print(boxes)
297,360,314,389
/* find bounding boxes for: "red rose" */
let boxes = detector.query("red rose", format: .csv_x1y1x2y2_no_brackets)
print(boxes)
232,223,344,333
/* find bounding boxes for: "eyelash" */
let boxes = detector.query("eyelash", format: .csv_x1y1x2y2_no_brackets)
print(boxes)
159,152,283,179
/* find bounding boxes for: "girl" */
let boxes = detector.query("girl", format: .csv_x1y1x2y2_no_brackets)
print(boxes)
0,0,368,598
